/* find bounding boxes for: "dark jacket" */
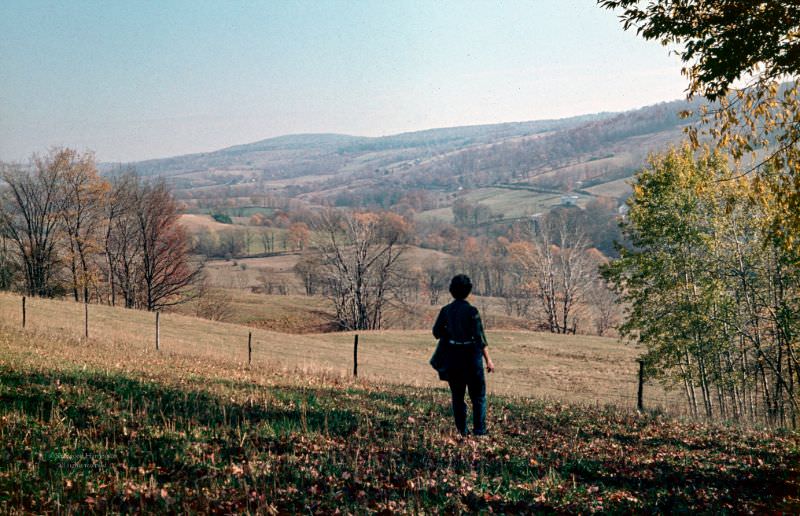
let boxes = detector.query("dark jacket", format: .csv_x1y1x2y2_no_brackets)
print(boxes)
430,299,488,381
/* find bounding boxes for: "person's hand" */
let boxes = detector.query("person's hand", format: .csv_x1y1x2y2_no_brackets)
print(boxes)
486,360,495,373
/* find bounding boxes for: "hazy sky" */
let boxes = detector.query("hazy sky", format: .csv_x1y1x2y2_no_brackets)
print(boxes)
0,1,687,163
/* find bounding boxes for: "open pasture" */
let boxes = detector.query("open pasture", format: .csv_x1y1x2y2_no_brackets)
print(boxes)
0,293,675,410
0,294,797,513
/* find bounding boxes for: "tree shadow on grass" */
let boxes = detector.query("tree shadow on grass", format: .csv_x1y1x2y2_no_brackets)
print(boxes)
0,364,361,437
558,451,797,512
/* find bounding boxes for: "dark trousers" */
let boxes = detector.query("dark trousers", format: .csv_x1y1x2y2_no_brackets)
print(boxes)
448,373,486,435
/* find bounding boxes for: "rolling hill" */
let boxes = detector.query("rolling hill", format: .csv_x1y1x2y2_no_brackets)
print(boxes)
0,292,667,406
1,292,798,513
102,99,701,210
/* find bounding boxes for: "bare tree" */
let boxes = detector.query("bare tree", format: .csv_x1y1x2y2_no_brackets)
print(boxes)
259,229,275,254
241,228,253,255
105,172,142,308
312,210,407,330
422,261,451,305
134,178,202,311
257,270,289,295
0,235,17,290
0,151,67,297
508,215,594,334
502,282,534,318
294,251,323,295
588,279,619,337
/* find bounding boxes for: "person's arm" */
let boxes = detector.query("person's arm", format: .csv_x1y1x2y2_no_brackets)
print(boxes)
432,306,448,340
472,306,494,373
482,347,495,373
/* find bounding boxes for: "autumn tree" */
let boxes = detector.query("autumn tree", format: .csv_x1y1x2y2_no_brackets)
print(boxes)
287,222,311,251
422,261,451,305
58,149,109,302
604,146,800,426
294,251,324,295
599,1,799,101
600,0,800,247
104,172,145,308
103,170,135,306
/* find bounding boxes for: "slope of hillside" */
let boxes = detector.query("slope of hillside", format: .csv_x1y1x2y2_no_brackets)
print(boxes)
1,297,797,513
103,113,613,179
0,292,669,407
102,99,698,206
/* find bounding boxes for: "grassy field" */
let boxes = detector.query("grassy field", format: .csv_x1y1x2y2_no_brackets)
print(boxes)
175,290,337,333
415,187,572,223
583,177,633,198
1,299,798,513
2,292,667,409
172,285,545,337
202,255,303,292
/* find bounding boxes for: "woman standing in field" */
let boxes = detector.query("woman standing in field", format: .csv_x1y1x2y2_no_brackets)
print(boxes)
431,274,495,436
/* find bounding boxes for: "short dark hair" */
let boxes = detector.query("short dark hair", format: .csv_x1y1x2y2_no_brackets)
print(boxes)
449,274,472,300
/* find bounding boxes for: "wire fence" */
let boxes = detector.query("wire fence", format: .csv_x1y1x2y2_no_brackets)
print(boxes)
6,294,686,416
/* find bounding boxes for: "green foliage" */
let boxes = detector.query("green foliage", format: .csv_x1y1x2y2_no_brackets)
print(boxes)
598,1,800,101
600,1,800,250
211,213,233,224
604,146,800,426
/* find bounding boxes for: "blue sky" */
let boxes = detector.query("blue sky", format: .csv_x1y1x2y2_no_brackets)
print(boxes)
0,1,686,162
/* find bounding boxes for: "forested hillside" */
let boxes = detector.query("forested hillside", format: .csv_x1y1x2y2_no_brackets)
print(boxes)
104,99,697,209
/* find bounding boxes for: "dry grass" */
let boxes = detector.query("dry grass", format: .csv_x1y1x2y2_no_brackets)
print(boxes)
0,292,682,413
202,254,303,291
175,289,336,333
583,177,633,198
399,246,454,267
461,187,568,218
178,214,233,232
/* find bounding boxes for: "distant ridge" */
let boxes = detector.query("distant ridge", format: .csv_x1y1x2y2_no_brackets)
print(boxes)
100,98,697,206
101,111,620,170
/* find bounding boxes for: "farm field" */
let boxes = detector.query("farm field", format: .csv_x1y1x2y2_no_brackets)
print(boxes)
460,187,573,219
176,290,337,333
202,254,304,291
0,292,668,408
173,285,542,336
177,214,233,232
201,244,457,295
1,298,798,513
416,187,574,223
583,177,633,198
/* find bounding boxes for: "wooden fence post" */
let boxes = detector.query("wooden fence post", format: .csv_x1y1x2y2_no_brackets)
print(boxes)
248,331,252,366
155,312,160,351
84,301,89,339
637,360,645,412
353,334,359,378
22,296,26,328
